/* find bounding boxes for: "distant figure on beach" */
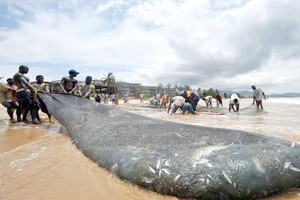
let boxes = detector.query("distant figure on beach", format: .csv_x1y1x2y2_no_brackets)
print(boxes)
0,78,18,122
161,93,168,109
124,93,129,103
203,96,213,108
252,85,266,110
80,76,95,99
95,93,101,103
140,93,144,103
111,93,116,104
32,75,51,122
229,93,240,113
60,69,80,95
115,93,119,105
13,65,40,124
215,93,223,108
186,90,200,111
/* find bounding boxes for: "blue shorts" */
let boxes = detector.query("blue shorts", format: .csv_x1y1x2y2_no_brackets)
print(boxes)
16,91,32,106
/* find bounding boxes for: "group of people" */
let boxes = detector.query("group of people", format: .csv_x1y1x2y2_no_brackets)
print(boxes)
0,66,98,124
228,85,266,113
202,93,223,108
0,65,50,124
60,69,96,99
168,90,200,115
166,85,266,115
1,65,267,122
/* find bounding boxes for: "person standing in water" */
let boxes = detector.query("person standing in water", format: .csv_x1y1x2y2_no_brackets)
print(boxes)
0,78,18,122
13,65,40,124
60,69,80,95
251,85,266,110
215,93,223,108
32,75,51,122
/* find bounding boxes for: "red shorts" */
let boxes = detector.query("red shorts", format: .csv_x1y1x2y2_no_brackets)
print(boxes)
256,100,262,106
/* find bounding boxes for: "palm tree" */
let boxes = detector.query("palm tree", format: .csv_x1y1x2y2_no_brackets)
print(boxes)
101,72,116,87
100,72,116,93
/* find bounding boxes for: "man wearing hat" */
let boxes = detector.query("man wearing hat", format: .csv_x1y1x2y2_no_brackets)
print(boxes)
60,69,80,95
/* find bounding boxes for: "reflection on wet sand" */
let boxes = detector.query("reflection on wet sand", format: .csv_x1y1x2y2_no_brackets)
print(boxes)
0,121,177,200
1,98,300,200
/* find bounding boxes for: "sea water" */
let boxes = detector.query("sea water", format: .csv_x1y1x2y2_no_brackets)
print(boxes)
268,97,300,104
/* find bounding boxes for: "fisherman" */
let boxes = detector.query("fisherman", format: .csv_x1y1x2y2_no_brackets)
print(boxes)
168,95,185,114
60,69,80,95
215,93,223,108
168,95,199,115
182,102,200,115
32,75,51,122
252,85,266,110
203,95,213,108
186,90,200,111
0,78,18,122
80,76,95,99
13,65,40,124
160,93,168,109
229,93,240,113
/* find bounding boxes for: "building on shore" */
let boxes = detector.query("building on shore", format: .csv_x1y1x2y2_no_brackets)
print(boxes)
45,80,177,99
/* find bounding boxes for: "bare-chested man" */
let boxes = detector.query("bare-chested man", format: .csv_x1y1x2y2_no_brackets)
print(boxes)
60,69,80,95
13,65,40,124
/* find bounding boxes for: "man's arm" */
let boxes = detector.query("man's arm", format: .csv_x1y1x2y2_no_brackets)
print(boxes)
45,84,50,93
167,101,172,114
83,88,92,98
262,92,266,100
19,76,35,92
2,84,16,91
69,80,78,94
60,77,67,93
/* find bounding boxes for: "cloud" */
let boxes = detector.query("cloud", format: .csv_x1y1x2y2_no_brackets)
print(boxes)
0,0,300,93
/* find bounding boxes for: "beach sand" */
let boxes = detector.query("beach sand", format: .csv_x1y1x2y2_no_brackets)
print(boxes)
1,98,300,200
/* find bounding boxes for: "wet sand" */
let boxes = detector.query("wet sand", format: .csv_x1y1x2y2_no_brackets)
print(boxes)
1,98,300,200
0,106,176,200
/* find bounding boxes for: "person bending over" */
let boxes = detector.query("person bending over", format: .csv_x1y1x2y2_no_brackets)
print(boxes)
229,93,240,113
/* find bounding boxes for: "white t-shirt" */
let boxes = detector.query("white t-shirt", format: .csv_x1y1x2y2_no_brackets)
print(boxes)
230,94,240,104
252,88,264,101
205,96,212,101
172,96,185,107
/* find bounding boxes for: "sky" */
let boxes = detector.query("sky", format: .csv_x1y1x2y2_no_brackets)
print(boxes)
0,0,300,94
